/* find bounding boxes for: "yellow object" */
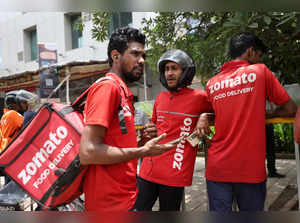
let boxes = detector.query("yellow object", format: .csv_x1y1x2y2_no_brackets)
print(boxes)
266,117,295,124
135,125,144,130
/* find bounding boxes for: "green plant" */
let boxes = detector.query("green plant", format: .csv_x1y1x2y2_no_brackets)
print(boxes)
134,101,154,120
273,123,295,153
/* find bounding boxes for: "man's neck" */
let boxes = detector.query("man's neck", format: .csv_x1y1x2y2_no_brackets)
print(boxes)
109,68,126,83
235,57,247,61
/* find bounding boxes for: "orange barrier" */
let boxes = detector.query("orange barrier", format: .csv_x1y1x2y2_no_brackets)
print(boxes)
266,117,294,124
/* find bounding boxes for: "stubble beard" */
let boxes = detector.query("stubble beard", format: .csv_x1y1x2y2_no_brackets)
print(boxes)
122,66,143,83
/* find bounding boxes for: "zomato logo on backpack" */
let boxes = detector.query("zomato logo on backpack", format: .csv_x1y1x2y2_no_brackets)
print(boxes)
0,102,85,209
16,125,75,189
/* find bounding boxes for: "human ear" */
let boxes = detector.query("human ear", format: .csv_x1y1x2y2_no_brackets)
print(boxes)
111,50,120,61
248,47,256,58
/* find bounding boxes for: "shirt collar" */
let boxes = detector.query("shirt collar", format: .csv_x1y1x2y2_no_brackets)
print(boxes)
220,60,250,73
167,87,191,97
105,73,133,101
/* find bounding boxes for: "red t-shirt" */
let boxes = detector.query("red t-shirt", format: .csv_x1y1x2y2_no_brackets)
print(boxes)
83,73,138,211
205,60,290,183
139,88,212,187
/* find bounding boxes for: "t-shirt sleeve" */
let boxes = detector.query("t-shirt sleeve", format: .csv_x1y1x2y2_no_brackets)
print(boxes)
151,97,158,124
205,81,213,104
84,81,120,128
265,66,290,106
200,90,213,112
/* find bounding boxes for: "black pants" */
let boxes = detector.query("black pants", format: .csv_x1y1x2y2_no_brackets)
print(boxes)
266,124,276,174
133,176,184,211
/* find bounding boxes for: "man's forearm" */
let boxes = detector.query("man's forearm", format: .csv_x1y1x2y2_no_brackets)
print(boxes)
266,99,297,119
79,132,173,166
80,143,144,165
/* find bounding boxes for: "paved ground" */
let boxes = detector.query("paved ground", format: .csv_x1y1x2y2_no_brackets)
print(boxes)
153,156,299,211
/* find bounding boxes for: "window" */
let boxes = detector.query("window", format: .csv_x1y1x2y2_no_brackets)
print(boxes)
109,12,132,37
24,26,37,62
71,14,82,49
65,13,82,50
30,30,37,61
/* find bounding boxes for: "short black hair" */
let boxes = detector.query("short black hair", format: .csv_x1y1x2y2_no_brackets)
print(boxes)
107,26,146,67
229,32,268,59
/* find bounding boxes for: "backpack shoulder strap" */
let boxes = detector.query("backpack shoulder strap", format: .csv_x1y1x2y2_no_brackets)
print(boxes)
72,76,128,134
72,76,115,110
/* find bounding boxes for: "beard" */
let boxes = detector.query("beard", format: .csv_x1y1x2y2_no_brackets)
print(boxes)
122,65,144,83
167,85,178,92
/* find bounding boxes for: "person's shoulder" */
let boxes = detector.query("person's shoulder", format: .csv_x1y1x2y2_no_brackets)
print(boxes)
188,87,206,93
94,77,118,88
3,110,23,121
247,63,269,72
186,87,207,96
156,91,169,98
158,90,169,95
89,78,120,94
8,110,22,117
206,73,222,85
246,63,275,80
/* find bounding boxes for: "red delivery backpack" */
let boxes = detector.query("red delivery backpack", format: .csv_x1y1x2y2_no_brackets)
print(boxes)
0,76,128,209
0,101,86,209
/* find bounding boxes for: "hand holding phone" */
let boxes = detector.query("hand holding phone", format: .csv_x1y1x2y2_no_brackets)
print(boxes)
186,131,200,147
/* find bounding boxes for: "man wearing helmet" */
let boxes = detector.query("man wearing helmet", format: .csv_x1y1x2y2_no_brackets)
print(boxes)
0,91,24,153
0,89,38,152
16,90,39,128
133,49,212,211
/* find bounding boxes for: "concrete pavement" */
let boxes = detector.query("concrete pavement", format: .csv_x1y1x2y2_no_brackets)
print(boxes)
153,157,298,211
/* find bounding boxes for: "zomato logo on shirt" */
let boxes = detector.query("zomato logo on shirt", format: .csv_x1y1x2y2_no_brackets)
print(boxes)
208,72,257,94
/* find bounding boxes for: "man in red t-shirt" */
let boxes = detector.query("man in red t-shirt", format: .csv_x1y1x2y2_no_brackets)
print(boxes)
133,49,212,211
197,32,297,211
295,106,300,144
79,27,175,211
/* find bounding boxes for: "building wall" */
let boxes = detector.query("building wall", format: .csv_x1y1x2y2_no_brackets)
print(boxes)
0,12,153,76
0,12,204,104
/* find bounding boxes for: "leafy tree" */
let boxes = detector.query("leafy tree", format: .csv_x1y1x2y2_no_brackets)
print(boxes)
91,12,300,85
90,12,110,42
